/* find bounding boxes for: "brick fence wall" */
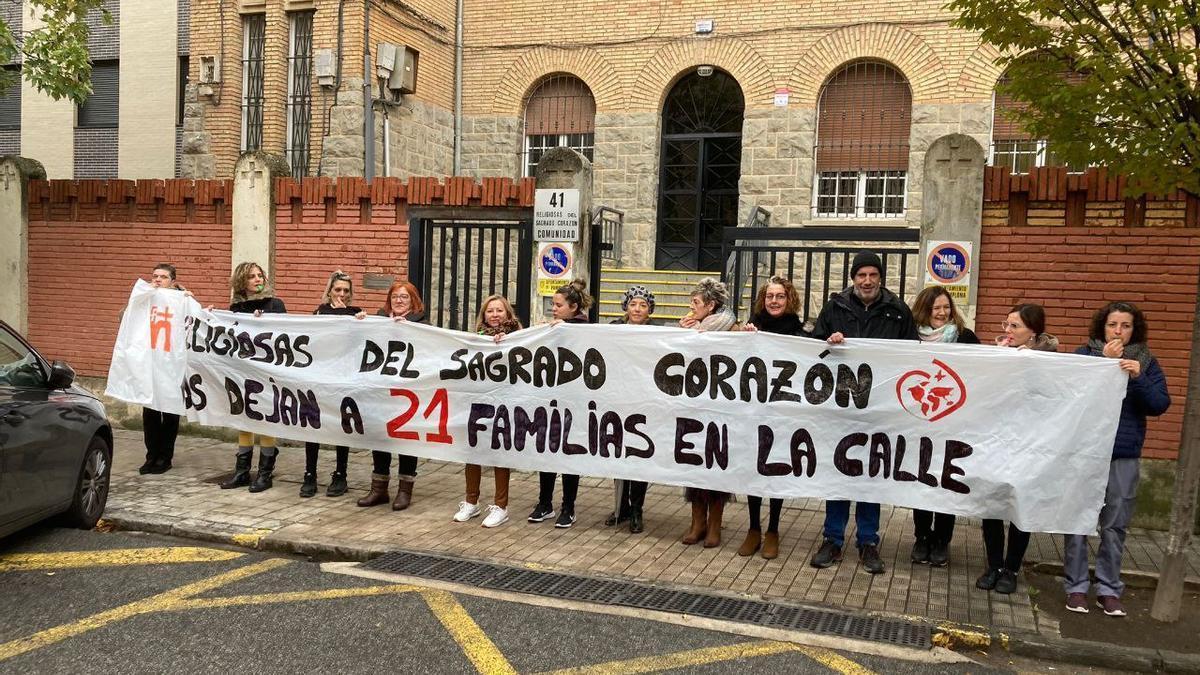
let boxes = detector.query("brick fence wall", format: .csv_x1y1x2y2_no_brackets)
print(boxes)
976,167,1200,460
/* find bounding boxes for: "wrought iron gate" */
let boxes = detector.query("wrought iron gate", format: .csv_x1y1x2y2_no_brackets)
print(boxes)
408,214,533,330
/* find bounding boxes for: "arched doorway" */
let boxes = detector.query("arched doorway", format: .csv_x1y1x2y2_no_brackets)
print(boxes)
655,70,745,270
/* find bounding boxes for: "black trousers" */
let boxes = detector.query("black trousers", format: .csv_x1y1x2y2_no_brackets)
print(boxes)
142,408,180,463
981,519,1030,572
305,443,349,475
371,451,418,478
747,496,784,533
913,509,956,544
538,472,579,511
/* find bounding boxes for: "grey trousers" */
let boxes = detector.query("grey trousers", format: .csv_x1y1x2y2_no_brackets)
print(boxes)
1063,458,1140,597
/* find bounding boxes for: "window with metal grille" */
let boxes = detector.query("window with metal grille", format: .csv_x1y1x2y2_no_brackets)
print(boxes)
241,13,266,152
78,60,119,128
177,55,189,127
991,59,1088,174
286,11,314,177
522,75,595,177
813,61,911,218
0,65,20,130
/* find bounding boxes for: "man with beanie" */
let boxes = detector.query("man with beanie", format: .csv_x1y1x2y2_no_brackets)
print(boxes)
809,250,918,574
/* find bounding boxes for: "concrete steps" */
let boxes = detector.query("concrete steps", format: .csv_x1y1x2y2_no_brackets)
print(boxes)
597,268,720,322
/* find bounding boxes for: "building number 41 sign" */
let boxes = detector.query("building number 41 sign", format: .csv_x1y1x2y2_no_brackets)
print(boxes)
535,189,581,242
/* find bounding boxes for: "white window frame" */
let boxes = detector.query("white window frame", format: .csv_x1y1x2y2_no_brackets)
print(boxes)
812,170,908,219
523,132,594,177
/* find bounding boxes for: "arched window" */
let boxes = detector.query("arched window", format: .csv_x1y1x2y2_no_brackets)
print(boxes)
522,75,596,177
991,56,1087,174
813,61,912,218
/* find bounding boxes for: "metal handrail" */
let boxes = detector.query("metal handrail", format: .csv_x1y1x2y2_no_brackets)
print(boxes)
592,206,624,264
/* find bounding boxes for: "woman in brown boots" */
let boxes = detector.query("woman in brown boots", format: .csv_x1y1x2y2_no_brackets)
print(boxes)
357,280,428,511
738,277,804,559
678,278,738,548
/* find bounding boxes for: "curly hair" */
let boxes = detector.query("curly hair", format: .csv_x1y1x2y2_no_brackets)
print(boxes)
230,261,267,300
555,278,593,312
690,277,729,311
751,276,800,316
911,286,965,332
1088,301,1148,344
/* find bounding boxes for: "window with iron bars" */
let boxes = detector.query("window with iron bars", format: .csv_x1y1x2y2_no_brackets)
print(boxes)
812,61,911,218
286,11,314,176
991,57,1089,175
522,75,596,177
240,13,266,152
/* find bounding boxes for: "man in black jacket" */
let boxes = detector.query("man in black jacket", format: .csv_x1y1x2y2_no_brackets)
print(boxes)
809,250,918,574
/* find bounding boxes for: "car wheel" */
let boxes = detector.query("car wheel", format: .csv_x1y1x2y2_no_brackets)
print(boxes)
65,436,111,529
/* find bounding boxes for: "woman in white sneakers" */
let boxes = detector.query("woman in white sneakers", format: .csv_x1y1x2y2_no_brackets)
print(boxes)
453,294,523,528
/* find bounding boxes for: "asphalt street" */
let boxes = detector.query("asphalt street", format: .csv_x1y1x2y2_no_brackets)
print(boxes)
0,526,1118,674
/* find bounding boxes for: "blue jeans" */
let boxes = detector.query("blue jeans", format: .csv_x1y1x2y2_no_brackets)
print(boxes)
823,500,880,548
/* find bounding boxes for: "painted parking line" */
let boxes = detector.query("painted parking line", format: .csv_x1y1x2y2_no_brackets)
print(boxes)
421,589,518,675
535,640,878,675
169,583,422,611
0,558,290,662
0,547,244,572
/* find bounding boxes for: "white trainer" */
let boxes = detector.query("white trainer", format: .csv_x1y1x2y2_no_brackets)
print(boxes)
481,504,509,528
453,501,483,522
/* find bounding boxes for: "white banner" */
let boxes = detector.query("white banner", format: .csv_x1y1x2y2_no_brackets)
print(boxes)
107,282,1128,534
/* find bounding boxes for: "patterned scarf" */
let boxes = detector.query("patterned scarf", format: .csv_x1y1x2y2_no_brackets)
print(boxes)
918,324,959,343
1087,338,1154,371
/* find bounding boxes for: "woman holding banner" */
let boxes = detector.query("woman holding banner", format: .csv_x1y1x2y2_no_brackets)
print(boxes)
301,271,366,498
977,303,1057,594
357,281,427,511
527,278,592,529
219,262,287,493
603,286,657,534
679,278,738,549
1063,302,1169,617
908,286,979,566
452,294,523,528
737,277,803,559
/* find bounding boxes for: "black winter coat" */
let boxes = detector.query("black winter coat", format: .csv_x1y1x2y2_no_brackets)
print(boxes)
314,303,362,316
230,297,287,314
811,286,917,341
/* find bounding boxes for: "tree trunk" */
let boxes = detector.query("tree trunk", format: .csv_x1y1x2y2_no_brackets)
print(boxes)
1150,284,1200,622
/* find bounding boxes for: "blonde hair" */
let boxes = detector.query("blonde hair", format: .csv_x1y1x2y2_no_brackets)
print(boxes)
475,295,521,331
322,270,354,304
555,278,592,312
230,261,268,301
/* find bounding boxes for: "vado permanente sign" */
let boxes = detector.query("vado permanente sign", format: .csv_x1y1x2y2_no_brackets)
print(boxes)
108,281,1128,534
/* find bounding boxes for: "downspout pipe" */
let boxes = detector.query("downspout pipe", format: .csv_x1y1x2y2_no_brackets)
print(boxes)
364,0,375,180
453,0,463,174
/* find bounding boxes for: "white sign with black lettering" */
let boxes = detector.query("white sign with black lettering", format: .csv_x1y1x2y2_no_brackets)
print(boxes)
534,189,581,241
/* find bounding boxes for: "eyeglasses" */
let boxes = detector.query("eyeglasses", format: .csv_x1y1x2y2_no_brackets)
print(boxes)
999,322,1024,331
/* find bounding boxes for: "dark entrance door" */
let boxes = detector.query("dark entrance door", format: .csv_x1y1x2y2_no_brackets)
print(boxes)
655,70,745,271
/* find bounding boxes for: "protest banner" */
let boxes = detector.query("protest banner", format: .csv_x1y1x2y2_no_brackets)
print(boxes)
108,281,1127,534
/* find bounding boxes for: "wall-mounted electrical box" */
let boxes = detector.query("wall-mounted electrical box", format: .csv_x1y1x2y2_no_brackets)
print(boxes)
314,49,335,87
375,43,397,79
199,56,221,84
387,45,419,95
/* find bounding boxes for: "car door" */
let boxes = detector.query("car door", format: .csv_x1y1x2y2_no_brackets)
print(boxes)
0,326,77,526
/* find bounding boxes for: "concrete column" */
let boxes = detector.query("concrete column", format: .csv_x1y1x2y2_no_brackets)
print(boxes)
119,0,178,178
920,134,986,325
0,157,46,333
231,151,289,278
20,5,74,178
533,147,593,320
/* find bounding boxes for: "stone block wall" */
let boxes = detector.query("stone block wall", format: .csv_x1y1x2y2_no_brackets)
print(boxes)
459,115,522,179
376,98,454,179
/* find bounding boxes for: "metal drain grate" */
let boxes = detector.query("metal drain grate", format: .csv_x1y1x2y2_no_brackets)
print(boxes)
364,550,930,649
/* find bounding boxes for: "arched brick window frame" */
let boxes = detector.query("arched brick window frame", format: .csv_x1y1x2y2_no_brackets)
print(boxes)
813,60,912,218
521,75,596,177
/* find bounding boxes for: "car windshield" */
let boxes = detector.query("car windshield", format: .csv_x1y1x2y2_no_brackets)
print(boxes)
0,328,46,388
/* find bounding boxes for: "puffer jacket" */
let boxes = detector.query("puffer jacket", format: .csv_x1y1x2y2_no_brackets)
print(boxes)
1075,345,1171,459
810,286,918,341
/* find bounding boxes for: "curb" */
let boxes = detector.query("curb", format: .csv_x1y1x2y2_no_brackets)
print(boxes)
104,510,1200,673
931,622,1200,673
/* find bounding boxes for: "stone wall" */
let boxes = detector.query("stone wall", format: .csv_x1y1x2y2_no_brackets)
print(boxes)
376,98,454,179
591,112,658,268
319,78,366,177
459,115,521,179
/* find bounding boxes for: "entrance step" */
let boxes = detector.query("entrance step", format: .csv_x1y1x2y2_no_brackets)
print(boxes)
599,268,720,323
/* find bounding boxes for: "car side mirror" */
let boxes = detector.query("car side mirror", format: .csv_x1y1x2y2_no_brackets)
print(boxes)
47,360,75,389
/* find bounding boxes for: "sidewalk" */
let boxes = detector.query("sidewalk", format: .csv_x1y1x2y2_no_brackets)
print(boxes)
104,429,1200,640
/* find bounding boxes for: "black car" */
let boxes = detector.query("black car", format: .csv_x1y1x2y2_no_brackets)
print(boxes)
0,320,113,538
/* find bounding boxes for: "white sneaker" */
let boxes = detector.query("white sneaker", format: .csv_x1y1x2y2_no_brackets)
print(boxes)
453,501,483,522
481,504,509,528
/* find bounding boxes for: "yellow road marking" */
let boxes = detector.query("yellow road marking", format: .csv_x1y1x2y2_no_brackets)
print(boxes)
0,547,244,572
421,589,518,675
536,640,877,675
171,584,421,610
0,558,290,662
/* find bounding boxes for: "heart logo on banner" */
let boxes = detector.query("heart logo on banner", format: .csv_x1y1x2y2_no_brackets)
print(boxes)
896,358,967,422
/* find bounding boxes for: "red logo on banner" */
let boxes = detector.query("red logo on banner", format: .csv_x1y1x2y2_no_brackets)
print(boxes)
896,358,966,422
149,305,174,352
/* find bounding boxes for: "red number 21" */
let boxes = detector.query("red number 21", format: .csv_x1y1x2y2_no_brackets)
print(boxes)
386,388,453,444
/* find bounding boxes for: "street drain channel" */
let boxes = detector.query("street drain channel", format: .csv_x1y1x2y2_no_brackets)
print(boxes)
363,550,930,649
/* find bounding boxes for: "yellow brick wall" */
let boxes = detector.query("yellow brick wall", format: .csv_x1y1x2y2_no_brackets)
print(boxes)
368,0,456,111
462,0,998,115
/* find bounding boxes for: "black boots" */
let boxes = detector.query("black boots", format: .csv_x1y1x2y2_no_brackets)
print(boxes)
220,449,253,489
299,472,318,498
248,449,277,493
326,471,348,497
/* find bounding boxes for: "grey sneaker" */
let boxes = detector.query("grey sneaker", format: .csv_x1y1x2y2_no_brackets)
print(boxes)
810,539,843,568
860,544,886,574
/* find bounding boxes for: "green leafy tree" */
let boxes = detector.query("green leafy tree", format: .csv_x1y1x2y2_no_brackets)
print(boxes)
950,0,1200,196
0,0,110,104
